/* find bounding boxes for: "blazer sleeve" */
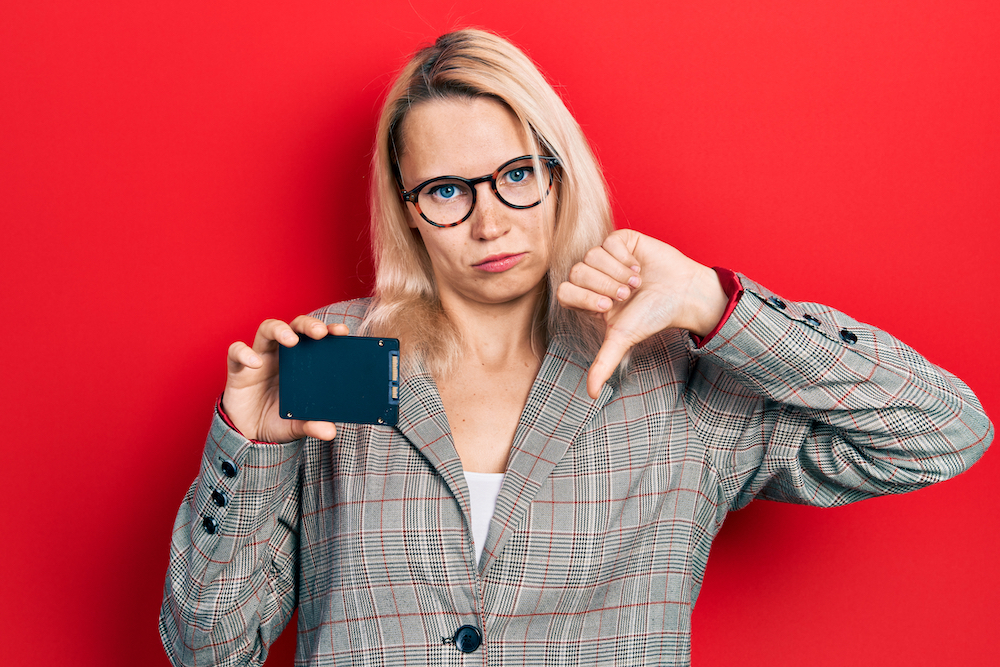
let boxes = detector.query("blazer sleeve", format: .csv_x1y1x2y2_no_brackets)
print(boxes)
685,274,993,511
159,411,302,667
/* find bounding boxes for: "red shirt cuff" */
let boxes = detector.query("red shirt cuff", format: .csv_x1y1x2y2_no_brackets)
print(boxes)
690,267,743,348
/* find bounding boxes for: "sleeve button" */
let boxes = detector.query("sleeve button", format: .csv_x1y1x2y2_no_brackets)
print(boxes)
202,516,219,535
766,295,787,310
221,460,237,478
803,314,821,327
211,489,229,508
839,329,858,344
453,625,482,653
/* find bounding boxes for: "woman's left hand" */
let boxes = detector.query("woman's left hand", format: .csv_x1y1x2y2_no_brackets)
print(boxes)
557,229,728,398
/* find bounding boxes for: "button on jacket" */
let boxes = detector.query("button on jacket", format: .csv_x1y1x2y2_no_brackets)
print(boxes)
160,275,992,667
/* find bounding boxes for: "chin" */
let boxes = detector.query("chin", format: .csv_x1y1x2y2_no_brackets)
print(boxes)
481,280,547,306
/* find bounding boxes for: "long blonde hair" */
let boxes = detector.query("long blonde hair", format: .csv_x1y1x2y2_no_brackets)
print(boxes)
362,29,614,377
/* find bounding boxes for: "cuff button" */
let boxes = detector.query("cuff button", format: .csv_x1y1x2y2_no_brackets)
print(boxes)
839,329,858,344
766,295,787,310
211,489,229,508
202,516,219,535
803,314,821,327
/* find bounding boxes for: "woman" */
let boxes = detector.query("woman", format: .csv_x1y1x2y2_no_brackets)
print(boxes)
160,29,992,666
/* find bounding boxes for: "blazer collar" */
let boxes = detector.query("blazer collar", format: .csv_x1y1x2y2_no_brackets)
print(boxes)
394,337,614,575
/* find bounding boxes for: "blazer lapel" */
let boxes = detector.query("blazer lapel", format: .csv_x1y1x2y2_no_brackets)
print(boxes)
479,337,614,576
394,363,469,517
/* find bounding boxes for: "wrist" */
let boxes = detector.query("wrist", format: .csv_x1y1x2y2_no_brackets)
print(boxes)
684,265,728,337
218,392,248,436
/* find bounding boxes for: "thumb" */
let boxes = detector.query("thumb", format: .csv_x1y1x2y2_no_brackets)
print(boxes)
301,420,338,442
587,332,632,399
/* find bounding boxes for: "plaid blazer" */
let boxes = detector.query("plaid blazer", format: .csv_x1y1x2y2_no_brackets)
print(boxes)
160,275,992,666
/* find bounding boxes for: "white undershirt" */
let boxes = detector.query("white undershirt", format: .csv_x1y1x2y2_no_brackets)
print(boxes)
462,471,505,565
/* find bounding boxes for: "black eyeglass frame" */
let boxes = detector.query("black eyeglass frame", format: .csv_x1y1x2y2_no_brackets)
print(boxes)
397,155,561,228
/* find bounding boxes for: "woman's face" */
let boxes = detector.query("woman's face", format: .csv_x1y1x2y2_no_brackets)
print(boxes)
397,96,556,312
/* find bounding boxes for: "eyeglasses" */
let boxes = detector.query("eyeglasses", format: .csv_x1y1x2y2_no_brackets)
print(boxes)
398,155,560,228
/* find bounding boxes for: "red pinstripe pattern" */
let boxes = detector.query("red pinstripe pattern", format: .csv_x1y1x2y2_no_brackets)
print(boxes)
160,280,992,666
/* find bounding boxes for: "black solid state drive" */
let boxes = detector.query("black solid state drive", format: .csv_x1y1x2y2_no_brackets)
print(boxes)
278,334,400,426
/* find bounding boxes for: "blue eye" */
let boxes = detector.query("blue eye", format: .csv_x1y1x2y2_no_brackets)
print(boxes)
502,165,535,186
431,184,458,199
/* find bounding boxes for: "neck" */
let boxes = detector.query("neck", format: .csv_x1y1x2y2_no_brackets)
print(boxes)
440,283,547,370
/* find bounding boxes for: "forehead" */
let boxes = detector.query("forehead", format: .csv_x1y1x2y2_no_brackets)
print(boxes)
397,97,531,184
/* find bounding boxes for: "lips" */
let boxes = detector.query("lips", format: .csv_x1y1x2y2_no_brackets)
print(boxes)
472,252,527,273
473,253,526,273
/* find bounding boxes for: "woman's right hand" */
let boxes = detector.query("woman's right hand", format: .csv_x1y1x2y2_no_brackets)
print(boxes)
222,316,349,443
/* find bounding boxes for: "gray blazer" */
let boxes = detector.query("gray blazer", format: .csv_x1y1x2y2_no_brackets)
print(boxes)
160,275,992,666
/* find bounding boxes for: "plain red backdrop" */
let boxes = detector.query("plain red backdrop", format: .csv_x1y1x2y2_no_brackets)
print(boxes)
1,1,997,665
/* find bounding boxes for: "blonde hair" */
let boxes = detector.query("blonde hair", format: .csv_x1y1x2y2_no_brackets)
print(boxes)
362,28,613,377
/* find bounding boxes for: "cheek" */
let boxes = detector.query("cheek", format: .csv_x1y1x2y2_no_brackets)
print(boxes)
417,229,463,268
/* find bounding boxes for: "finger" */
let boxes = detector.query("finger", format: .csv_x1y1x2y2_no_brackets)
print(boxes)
556,281,614,313
328,323,350,336
253,318,298,351
227,340,262,373
290,315,331,340
569,261,634,302
601,231,642,281
583,244,642,289
301,420,338,442
586,332,632,399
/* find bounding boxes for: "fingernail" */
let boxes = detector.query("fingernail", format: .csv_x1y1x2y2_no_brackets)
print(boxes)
628,275,641,288
631,265,641,273
598,297,613,310
616,286,629,300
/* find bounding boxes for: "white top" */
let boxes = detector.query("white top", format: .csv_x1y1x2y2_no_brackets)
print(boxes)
463,471,505,565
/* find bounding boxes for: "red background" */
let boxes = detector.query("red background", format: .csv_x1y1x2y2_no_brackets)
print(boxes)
2,1,997,665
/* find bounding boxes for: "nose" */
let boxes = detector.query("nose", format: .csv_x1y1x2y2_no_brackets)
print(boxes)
469,182,510,241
